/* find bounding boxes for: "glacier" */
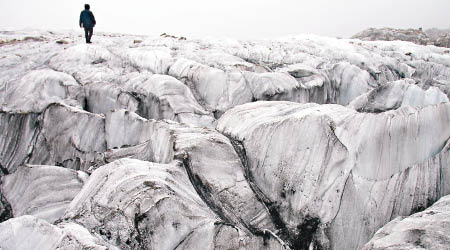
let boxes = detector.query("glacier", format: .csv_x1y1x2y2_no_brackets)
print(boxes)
0,29,449,250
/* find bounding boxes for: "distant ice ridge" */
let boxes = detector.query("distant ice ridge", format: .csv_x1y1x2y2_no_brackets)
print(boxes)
352,27,450,48
1,29,449,118
0,29,449,250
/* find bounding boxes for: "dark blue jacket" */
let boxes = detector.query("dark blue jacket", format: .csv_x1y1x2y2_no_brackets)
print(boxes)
79,10,96,29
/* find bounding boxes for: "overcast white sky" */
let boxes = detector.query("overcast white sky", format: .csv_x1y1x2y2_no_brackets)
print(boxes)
0,0,449,39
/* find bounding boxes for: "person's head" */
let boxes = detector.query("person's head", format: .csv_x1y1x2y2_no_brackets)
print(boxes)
84,4,90,10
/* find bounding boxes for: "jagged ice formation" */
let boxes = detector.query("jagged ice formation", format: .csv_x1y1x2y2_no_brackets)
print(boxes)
0,29,449,250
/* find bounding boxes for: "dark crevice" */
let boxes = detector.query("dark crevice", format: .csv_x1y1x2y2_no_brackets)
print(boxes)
227,137,284,223
330,172,352,223
212,110,223,120
172,76,212,114
227,136,322,250
180,151,290,247
172,230,195,250
129,91,165,121
0,163,9,175
133,92,162,121
411,197,436,214
22,114,44,166
294,216,321,250
0,178,13,223
0,194,13,223
133,213,146,249
82,96,90,112
181,156,231,224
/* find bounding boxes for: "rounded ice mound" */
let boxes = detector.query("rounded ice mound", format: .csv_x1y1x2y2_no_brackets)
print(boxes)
0,215,118,250
2,69,84,113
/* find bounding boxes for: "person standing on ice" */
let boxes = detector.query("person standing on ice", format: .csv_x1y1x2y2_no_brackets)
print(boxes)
79,4,96,43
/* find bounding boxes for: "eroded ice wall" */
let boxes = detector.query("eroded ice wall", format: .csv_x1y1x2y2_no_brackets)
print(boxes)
217,101,450,249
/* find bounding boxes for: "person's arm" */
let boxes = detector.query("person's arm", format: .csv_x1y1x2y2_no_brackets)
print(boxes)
90,12,96,27
79,12,83,27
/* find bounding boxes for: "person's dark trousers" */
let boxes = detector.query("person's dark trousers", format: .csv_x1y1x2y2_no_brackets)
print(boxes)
84,27,93,43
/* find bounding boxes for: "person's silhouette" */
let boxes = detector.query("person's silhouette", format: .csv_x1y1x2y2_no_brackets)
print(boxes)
79,4,96,43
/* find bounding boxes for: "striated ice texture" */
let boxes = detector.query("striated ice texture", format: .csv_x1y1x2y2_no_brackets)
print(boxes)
1,164,87,223
0,29,449,250
362,195,450,250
